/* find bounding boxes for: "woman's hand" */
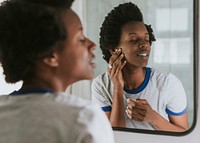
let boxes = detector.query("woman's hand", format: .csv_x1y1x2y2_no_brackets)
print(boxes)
126,99,156,123
108,48,126,89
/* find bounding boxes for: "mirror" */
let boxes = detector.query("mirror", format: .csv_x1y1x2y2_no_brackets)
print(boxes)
85,0,195,133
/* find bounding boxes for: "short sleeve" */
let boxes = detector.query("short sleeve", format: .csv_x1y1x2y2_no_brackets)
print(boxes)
76,104,115,143
91,74,113,112
165,74,187,116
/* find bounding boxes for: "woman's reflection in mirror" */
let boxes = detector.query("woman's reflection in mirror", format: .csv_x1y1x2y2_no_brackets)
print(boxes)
92,2,189,132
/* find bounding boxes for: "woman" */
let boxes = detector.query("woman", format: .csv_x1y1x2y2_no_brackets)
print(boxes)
0,0,114,142
92,2,188,132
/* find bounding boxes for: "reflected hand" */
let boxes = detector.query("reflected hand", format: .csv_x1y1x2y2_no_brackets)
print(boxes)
126,99,156,123
108,48,126,90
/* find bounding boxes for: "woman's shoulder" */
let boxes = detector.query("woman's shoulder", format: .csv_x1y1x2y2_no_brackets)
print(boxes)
44,93,114,143
92,72,111,86
53,92,94,108
93,72,110,81
150,67,181,84
150,68,175,78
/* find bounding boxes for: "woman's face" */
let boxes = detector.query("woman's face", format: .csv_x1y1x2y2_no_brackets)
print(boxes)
56,9,96,83
118,21,150,68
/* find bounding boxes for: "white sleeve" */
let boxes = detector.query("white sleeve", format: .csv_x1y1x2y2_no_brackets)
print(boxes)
91,76,112,109
76,104,115,143
165,74,187,116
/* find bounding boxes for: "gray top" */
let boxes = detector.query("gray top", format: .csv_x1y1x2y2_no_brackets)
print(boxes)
0,92,114,143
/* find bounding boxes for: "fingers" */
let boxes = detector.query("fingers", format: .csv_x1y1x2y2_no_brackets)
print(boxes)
126,108,145,122
109,48,122,64
126,99,149,122
127,99,148,109
127,98,136,109
108,48,126,76
110,53,124,75
127,102,147,116
136,99,148,104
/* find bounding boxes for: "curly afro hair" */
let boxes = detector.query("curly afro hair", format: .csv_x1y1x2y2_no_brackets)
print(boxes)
0,0,74,83
99,2,156,63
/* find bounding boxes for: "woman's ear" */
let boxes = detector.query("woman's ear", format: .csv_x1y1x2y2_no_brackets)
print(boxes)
43,53,59,67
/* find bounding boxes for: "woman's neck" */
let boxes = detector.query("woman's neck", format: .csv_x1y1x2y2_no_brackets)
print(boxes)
122,67,146,90
21,79,53,91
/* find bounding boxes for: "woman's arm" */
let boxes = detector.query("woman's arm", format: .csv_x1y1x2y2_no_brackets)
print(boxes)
106,48,127,127
126,99,189,131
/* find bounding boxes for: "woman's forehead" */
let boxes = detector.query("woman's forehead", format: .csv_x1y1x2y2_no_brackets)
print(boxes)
121,21,148,35
62,9,82,32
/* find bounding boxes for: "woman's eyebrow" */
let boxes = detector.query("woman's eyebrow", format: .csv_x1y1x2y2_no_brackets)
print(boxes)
128,32,149,35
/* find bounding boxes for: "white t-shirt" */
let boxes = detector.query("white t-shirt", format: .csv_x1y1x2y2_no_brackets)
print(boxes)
92,67,187,130
0,92,115,143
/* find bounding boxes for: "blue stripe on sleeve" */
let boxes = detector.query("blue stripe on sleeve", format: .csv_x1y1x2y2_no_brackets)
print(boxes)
165,108,187,116
102,106,112,112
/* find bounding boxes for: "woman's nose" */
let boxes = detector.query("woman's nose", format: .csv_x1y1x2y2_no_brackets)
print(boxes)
87,38,96,50
138,39,148,49
139,44,145,49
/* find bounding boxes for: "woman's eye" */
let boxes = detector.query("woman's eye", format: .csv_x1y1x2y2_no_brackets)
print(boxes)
80,38,86,43
130,39,138,43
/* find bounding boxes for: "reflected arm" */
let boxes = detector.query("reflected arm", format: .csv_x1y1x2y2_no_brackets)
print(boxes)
105,88,125,127
105,49,126,127
151,112,189,132
126,99,189,132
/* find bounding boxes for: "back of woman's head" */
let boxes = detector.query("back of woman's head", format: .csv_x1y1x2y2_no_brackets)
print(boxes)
15,0,74,8
99,2,144,63
0,0,74,83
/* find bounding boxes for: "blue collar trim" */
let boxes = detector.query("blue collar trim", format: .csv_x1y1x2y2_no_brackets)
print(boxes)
10,89,54,96
124,67,151,94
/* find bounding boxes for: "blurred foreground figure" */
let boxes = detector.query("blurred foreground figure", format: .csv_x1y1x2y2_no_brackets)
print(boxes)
0,0,114,142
